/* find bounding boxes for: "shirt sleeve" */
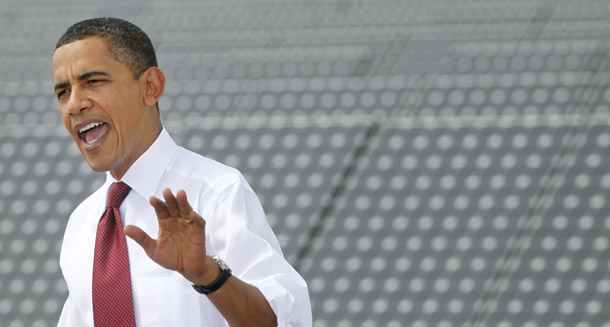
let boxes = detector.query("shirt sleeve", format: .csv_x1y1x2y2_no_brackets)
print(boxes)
203,176,312,327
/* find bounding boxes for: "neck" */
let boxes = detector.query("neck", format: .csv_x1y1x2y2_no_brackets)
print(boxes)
110,122,163,180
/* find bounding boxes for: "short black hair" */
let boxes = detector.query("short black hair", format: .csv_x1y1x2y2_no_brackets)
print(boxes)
56,17,157,79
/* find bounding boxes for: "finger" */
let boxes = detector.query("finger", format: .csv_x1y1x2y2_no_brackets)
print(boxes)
189,210,206,229
124,225,157,258
149,196,171,219
176,190,194,220
162,188,181,218
175,190,207,229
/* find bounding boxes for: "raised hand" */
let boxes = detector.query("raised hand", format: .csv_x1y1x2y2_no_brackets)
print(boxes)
124,188,217,284
125,188,278,326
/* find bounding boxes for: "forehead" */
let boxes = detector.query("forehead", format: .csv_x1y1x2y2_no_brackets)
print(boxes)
52,37,120,80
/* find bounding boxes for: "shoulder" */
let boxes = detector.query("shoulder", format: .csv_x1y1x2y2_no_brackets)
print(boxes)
166,146,248,194
161,146,256,217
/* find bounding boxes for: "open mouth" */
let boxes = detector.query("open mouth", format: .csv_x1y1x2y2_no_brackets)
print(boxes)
78,122,110,146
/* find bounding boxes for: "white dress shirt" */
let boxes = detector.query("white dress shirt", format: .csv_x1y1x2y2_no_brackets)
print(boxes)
57,129,312,327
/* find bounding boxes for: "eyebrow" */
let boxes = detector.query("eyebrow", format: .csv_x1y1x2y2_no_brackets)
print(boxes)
54,71,110,92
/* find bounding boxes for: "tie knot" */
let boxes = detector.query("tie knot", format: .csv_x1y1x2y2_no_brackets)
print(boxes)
107,182,131,208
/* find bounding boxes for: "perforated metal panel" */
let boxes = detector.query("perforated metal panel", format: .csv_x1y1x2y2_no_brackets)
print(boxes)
1,1,609,326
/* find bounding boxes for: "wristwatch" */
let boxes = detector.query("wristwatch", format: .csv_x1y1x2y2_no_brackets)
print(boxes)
192,255,232,295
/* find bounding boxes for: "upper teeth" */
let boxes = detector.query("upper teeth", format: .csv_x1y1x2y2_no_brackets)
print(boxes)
79,122,103,134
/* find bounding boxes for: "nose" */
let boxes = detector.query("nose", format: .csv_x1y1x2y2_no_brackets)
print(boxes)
66,87,92,115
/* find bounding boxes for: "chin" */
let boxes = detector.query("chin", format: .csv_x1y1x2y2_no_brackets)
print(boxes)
83,157,113,173
87,163,111,173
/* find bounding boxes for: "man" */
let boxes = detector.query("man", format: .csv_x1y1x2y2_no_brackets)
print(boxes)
53,17,311,326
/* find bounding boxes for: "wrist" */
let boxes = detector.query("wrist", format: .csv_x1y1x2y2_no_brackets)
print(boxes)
192,255,232,295
192,255,221,286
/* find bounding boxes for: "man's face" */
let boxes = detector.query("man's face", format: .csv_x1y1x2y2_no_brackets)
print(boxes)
53,37,156,179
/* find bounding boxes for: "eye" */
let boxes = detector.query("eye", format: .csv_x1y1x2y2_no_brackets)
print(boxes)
56,88,70,99
88,79,104,85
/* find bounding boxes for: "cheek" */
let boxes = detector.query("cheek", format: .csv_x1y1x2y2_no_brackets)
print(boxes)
59,107,71,129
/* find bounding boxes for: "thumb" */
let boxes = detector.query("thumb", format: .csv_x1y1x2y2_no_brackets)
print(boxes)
124,225,156,258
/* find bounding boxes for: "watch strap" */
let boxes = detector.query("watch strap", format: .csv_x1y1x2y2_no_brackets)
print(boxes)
192,256,232,295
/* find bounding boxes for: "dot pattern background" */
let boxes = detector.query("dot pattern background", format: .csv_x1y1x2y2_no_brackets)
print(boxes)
1,1,610,327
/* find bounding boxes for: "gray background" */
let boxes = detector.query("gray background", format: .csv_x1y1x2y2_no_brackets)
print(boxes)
1,1,610,326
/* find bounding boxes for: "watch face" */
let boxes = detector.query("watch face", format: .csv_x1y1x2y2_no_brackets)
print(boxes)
213,256,231,272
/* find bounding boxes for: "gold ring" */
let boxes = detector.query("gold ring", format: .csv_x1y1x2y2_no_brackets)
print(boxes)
182,217,193,224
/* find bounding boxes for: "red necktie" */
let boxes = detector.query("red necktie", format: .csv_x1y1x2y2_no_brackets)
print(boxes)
92,182,136,327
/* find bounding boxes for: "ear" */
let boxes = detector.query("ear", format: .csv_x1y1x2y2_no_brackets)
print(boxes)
141,67,165,107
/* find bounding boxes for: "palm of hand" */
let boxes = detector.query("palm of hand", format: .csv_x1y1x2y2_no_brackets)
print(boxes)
150,215,206,275
124,188,209,280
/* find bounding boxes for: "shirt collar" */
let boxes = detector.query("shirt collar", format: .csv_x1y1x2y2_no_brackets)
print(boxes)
105,128,178,201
